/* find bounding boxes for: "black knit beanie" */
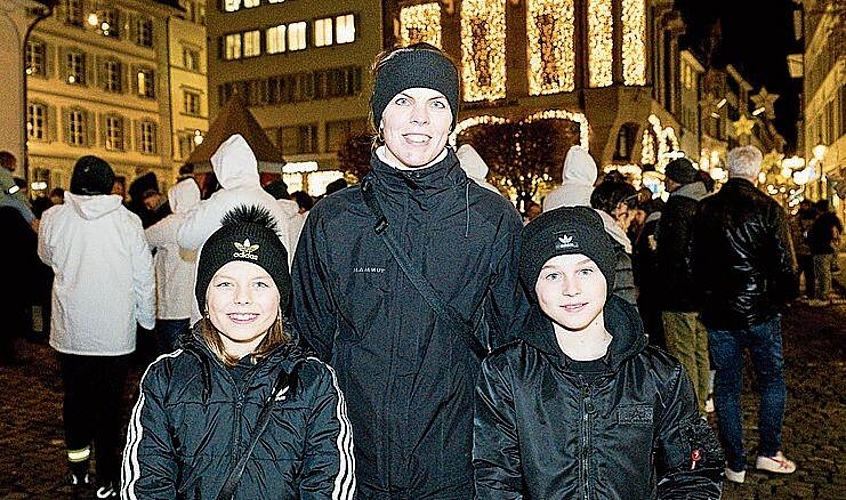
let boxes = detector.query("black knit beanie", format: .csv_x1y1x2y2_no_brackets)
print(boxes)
371,46,460,131
520,206,616,300
195,205,290,313
664,157,698,185
70,155,115,195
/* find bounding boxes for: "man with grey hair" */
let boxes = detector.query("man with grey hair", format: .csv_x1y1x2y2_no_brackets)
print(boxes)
691,145,799,484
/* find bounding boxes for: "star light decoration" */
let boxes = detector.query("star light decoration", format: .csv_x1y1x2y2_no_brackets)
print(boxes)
732,115,755,138
751,87,779,119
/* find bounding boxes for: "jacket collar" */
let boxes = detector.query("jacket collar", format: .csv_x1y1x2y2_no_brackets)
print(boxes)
520,295,647,373
367,147,468,208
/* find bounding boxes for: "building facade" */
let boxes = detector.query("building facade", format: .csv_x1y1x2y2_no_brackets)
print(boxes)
22,0,204,198
206,0,383,195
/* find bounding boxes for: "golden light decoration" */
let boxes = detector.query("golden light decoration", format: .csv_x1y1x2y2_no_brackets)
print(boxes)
451,115,509,145
731,115,755,137
750,87,779,119
399,3,442,47
461,0,507,102
640,114,679,171
527,0,575,95
621,0,646,85
587,0,613,88
525,109,590,148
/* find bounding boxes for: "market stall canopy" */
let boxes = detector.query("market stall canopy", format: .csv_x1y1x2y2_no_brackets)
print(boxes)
186,93,285,173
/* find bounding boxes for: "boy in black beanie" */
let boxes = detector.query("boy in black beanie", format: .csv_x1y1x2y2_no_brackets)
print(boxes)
474,206,724,498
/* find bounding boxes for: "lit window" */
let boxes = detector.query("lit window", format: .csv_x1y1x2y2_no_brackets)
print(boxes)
67,109,86,146
105,116,124,151
103,60,122,92
243,30,261,57
137,68,155,98
336,14,355,44
315,18,333,47
224,34,241,60
66,51,86,85
461,0,507,102
288,22,307,51
136,17,153,48
224,0,241,12
28,103,47,140
268,0,285,3
26,39,46,76
183,90,201,115
183,47,200,71
267,25,286,54
140,121,157,154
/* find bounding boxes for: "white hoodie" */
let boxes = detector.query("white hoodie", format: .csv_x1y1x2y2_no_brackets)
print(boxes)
146,178,201,320
38,192,155,356
177,133,294,323
457,144,500,194
542,145,597,211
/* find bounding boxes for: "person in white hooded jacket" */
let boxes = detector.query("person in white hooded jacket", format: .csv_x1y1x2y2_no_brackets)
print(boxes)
145,177,201,354
542,145,597,211
177,133,295,323
37,155,156,498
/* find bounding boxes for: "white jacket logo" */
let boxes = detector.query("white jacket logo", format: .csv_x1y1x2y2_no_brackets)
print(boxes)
233,239,259,260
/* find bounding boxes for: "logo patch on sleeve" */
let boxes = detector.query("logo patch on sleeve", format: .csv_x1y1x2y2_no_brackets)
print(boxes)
617,404,654,425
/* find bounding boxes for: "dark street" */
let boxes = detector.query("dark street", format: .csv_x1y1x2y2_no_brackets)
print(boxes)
1,298,844,499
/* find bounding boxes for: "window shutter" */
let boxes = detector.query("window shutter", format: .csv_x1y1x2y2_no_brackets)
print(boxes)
85,53,94,86
120,61,128,93
86,110,96,146
127,13,137,44
61,107,69,143
47,105,57,142
134,119,141,152
58,47,68,81
96,55,105,90
99,113,107,147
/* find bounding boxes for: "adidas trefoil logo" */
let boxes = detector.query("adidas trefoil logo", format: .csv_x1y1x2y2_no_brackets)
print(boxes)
233,239,260,260
555,234,578,250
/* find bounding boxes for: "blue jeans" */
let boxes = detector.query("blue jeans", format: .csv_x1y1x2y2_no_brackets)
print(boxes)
156,318,190,355
708,315,786,471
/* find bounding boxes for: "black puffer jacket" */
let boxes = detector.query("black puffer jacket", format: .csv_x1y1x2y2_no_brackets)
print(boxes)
292,148,529,498
474,296,723,499
692,178,798,330
120,328,355,499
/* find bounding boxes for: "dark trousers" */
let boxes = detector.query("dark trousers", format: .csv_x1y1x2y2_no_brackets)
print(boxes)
60,353,131,486
797,254,815,298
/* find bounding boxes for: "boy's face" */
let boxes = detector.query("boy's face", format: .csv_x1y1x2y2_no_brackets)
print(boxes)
535,253,607,332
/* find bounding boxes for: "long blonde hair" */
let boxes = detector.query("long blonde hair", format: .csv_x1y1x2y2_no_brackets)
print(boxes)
199,310,292,367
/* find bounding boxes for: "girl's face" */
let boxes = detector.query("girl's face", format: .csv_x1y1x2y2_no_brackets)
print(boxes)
206,261,280,359
535,253,607,333
380,87,453,169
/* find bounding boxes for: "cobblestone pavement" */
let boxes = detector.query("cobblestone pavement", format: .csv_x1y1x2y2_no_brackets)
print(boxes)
1,301,844,499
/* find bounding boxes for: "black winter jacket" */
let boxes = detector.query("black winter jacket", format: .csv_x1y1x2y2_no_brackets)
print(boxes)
656,182,709,312
291,148,529,498
692,178,798,330
474,296,724,499
120,329,355,499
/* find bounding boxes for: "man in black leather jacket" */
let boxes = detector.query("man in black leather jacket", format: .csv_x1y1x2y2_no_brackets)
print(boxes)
691,145,799,484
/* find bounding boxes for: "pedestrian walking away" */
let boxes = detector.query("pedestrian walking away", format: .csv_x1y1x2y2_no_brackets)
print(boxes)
692,145,799,484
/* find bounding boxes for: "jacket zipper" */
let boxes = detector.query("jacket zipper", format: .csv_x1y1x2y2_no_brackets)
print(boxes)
580,379,592,500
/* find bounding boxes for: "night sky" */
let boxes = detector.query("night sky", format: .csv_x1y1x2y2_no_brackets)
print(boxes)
675,0,801,151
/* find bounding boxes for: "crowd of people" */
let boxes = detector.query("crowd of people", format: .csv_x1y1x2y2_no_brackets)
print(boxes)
0,41,826,498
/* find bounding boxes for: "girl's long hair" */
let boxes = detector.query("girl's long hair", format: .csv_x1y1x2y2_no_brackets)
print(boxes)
200,312,292,367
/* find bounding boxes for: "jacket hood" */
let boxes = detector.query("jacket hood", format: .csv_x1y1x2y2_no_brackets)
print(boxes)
670,180,708,202
65,191,126,220
542,146,597,210
561,145,598,185
596,209,632,253
211,134,261,190
167,178,201,213
457,144,499,193
518,294,646,372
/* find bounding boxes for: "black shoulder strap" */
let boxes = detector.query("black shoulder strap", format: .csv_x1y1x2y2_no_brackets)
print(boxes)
360,180,488,358
215,363,299,500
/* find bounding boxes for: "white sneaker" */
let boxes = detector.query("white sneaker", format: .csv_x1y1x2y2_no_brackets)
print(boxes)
725,467,746,483
755,451,797,474
807,298,831,307
705,396,715,413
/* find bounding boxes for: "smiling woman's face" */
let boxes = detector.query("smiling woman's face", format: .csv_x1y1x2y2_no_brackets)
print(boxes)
380,87,452,169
